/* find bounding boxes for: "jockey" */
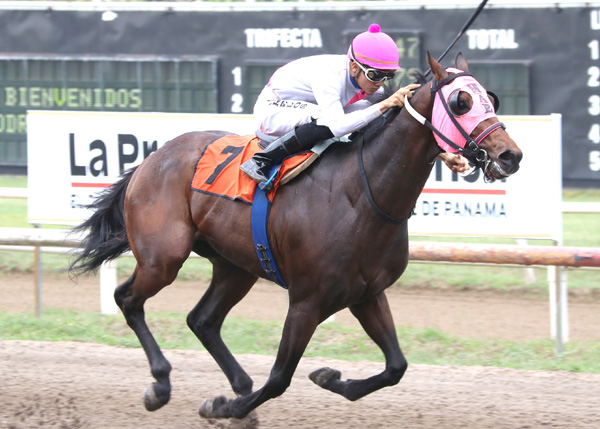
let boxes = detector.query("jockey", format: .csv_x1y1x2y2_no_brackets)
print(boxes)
241,23,468,185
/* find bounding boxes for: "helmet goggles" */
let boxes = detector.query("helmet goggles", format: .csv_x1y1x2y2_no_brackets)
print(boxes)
350,44,396,83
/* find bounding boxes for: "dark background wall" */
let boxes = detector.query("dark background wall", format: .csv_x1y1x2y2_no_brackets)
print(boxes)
0,3,597,188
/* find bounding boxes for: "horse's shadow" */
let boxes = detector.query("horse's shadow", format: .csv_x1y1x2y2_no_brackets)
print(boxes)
207,410,259,429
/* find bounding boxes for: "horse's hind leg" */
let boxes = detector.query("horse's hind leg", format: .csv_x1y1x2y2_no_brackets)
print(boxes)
114,251,188,411
309,291,407,401
186,257,258,397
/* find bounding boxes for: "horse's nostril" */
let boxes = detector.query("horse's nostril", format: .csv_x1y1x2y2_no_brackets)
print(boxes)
499,149,522,173
500,150,515,162
500,150,522,163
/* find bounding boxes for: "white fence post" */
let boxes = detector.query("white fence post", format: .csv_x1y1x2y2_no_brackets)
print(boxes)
559,267,569,343
100,260,118,315
33,224,43,318
548,265,569,348
517,239,536,284
548,266,557,339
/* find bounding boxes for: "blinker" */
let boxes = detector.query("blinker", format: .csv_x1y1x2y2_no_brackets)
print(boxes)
448,89,469,116
448,88,499,117
487,91,500,113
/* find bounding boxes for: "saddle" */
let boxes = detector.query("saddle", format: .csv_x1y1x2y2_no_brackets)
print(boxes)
190,132,344,288
190,132,343,204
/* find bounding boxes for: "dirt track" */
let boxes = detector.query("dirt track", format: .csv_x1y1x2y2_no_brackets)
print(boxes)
2,341,600,429
1,274,600,428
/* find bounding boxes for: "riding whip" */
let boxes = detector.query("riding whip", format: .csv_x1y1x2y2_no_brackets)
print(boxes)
423,0,489,77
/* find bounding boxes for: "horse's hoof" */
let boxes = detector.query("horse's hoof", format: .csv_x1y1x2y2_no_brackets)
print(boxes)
143,384,167,412
309,367,341,388
199,395,231,419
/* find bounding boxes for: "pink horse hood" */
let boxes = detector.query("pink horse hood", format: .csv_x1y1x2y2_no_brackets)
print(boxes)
431,68,498,153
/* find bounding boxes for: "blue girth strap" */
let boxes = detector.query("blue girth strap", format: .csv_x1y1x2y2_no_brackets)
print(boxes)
251,178,288,289
249,137,341,288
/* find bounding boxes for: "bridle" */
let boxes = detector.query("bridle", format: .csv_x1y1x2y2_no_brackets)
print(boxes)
403,71,505,181
357,70,506,225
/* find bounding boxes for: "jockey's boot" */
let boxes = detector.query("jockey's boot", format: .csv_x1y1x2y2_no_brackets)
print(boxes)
240,129,303,184
241,120,334,186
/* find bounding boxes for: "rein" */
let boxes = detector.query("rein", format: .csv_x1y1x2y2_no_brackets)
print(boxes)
356,128,411,225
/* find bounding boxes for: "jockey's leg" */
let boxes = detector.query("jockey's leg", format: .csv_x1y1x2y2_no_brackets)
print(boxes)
240,119,333,185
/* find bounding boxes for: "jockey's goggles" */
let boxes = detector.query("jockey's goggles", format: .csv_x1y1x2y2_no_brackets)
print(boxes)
350,46,396,83
355,61,396,82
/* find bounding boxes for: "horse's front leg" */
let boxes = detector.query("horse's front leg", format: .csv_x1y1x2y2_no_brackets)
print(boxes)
199,303,320,419
309,291,407,401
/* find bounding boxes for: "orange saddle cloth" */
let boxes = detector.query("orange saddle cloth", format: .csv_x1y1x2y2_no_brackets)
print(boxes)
190,134,312,203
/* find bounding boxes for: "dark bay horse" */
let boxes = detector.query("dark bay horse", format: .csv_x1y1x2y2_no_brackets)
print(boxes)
70,53,522,419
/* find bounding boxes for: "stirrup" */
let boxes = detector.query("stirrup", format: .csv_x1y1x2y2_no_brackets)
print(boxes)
258,167,280,191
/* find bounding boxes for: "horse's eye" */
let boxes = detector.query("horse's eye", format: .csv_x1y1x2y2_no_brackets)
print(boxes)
448,89,472,116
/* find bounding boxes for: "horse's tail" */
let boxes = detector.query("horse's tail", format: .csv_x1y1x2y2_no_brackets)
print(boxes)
69,167,137,277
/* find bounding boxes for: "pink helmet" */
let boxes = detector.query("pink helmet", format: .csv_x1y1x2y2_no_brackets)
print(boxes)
348,23,401,70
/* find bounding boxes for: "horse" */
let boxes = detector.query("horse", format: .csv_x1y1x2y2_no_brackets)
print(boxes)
69,52,522,420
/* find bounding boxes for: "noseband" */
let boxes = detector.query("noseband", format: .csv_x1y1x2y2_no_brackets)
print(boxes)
403,71,505,176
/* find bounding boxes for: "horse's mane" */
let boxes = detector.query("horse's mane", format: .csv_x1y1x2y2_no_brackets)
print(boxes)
349,69,429,142
410,69,429,86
